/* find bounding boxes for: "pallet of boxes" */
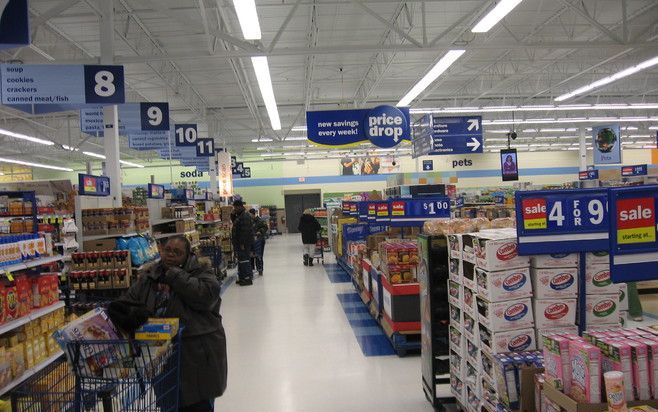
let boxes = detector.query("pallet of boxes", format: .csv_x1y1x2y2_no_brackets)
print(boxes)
445,218,543,412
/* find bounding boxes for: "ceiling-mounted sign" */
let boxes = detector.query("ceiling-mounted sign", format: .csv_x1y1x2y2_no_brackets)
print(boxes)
592,124,622,165
78,173,111,197
1,64,125,114
412,115,483,158
174,124,198,146
196,138,215,157
306,105,411,148
147,183,165,199
0,0,29,50
217,151,234,197
515,188,610,254
422,160,433,171
233,161,244,177
609,185,658,282
241,167,251,178
579,170,599,180
621,164,647,177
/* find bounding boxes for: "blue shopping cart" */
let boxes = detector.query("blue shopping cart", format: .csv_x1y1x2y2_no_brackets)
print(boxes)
12,331,183,412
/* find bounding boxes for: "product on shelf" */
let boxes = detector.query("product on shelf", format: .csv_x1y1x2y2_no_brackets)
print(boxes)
81,208,135,236
586,293,621,326
0,234,49,267
475,266,532,302
161,206,195,219
531,267,579,299
69,251,132,290
569,340,602,403
378,240,419,284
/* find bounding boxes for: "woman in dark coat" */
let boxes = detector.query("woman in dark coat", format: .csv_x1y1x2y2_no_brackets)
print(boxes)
108,236,227,412
298,209,322,266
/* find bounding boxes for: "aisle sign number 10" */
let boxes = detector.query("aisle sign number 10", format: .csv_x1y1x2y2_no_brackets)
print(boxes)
175,124,198,146
522,196,607,231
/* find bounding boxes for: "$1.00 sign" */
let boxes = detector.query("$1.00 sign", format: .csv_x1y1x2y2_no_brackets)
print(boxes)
515,189,609,254
388,197,450,227
609,185,658,282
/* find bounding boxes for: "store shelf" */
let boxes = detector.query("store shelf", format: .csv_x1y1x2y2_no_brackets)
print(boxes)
0,301,65,336
83,232,139,241
0,255,65,273
152,217,194,226
0,350,64,396
199,233,218,239
196,220,221,225
154,230,197,240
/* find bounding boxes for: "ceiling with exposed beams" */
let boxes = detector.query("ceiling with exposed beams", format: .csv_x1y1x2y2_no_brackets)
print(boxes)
0,0,657,170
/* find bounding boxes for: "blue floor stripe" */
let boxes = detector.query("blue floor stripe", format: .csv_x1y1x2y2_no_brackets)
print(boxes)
336,293,395,356
325,264,352,283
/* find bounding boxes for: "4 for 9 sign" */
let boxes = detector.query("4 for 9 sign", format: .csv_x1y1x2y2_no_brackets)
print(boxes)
516,189,609,254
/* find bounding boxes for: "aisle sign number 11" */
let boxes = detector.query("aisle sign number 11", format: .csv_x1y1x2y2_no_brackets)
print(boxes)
196,138,215,157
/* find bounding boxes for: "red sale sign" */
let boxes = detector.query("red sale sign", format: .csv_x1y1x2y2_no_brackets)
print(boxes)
521,198,547,230
616,197,656,244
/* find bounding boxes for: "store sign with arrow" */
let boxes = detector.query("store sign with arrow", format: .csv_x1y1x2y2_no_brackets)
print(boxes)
412,115,483,157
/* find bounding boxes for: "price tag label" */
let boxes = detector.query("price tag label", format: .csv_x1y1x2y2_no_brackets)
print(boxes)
376,202,390,222
3,270,13,282
515,188,609,254
621,164,648,177
367,202,377,221
389,197,450,227
342,201,351,214
609,185,658,282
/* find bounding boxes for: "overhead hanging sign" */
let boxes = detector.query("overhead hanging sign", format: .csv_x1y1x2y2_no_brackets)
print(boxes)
147,183,165,199
0,0,29,50
621,164,647,177
422,160,433,171
579,170,599,180
609,185,658,282
217,151,234,197
78,174,111,197
196,138,215,157
592,124,622,165
388,197,451,227
412,115,483,157
1,64,125,113
515,188,610,254
241,167,251,178
306,105,411,148
174,124,198,146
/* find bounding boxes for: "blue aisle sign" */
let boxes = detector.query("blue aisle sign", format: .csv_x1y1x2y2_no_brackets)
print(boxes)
413,115,483,157
422,160,433,171
455,197,464,208
493,192,506,205
0,0,29,50
368,223,388,235
232,161,244,177
78,174,111,197
1,64,125,113
174,124,198,146
592,124,622,165
306,105,411,148
241,167,251,178
515,189,610,254
609,185,658,282
579,170,599,180
196,138,215,157
621,164,647,177
389,197,450,227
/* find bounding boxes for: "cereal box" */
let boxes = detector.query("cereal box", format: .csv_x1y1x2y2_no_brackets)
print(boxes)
473,232,530,271
476,267,532,302
479,324,536,354
533,299,577,329
586,294,620,325
531,253,579,268
619,283,629,311
476,296,534,332
536,325,579,350
569,340,602,403
599,339,633,401
543,335,571,392
531,267,578,298
631,338,658,399
585,263,617,294
627,340,650,401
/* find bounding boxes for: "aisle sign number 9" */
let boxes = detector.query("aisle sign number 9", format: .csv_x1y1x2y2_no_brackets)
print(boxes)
140,102,169,131
83,65,125,104
174,124,198,146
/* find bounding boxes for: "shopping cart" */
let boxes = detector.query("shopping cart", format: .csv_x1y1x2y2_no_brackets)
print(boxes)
12,331,183,412
312,231,325,265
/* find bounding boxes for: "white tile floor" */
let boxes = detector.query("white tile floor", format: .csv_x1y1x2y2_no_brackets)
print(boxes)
215,234,435,412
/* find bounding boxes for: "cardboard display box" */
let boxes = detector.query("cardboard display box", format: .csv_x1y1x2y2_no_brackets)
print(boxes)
473,231,530,271
476,266,532,302
531,267,579,299
531,253,579,268
543,379,658,412
476,296,534,332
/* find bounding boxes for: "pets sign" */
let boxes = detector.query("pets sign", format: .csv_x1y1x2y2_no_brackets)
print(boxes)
306,105,411,148
592,124,622,165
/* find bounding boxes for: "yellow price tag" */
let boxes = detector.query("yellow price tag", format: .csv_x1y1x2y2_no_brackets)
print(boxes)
3,270,13,282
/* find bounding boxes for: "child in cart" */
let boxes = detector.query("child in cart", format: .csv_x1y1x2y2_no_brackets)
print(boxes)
106,236,227,412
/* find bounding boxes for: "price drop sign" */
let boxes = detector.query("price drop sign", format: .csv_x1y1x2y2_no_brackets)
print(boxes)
388,197,450,227
515,189,609,254
609,185,658,282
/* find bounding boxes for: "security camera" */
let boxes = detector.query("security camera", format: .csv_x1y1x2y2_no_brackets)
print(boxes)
392,161,397,166
507,131,518,140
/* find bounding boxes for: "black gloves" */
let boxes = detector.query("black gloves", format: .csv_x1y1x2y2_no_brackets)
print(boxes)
107,300,150,335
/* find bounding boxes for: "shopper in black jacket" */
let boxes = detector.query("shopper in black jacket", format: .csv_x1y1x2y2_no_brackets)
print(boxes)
231,200,254,285
298,209,321,266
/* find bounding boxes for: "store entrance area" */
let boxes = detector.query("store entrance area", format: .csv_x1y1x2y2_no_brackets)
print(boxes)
216,234,435,412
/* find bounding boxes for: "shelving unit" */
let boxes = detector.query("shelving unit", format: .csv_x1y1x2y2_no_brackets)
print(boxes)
83,232,139,242
0,350,64,396
0,302,65,336
154,230,196,240
0,255,65,273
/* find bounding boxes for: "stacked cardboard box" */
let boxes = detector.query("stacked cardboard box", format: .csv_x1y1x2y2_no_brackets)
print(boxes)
584,251,623,328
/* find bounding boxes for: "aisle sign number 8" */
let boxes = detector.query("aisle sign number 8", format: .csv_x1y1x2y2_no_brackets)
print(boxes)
140,102,169,131
83,65,125,104
174,124,198,146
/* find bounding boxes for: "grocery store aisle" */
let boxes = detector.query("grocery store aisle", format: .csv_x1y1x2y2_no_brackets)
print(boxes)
215,234,435,412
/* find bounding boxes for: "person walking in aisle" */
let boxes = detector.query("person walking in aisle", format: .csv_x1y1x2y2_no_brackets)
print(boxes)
298,209,321,266
249,208,268,276
231,200,254,286
107,236,227,412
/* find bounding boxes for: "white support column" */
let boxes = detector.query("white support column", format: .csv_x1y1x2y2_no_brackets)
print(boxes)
579,127,587,171
100,0,122,207
209,152,218,198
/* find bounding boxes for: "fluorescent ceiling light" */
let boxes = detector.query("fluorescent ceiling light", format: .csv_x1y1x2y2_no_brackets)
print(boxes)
472,0,523,33
232,0,261,40
483,116,658,126
410,103,658,114
251,138,273,142
397,49,466,106
291,126,307,131
285,136,308,141
251,56,282,130
555,55,658,101
486,138,509,141
0,128,54,146
0,157,72,171
83,151,106,159
62,144,79,152
522,128,537,133
119,160,145,168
